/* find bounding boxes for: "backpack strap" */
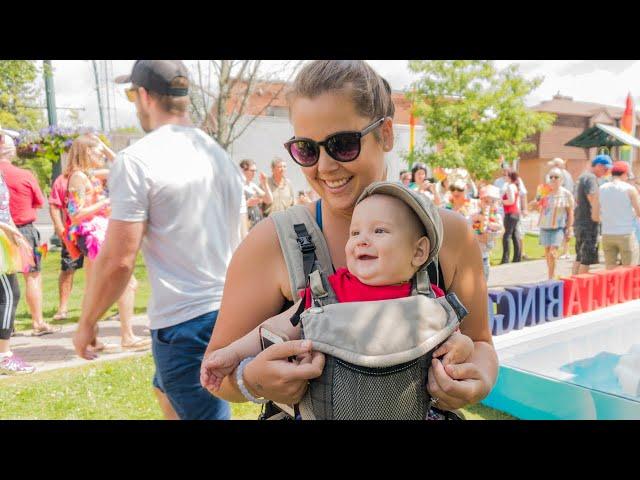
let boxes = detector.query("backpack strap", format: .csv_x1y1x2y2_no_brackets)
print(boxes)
270,204,334,299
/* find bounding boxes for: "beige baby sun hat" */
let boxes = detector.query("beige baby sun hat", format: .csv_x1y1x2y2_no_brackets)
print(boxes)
356,181,443,268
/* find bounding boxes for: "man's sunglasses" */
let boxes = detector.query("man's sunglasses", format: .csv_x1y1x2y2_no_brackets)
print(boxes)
284,118,385,167
450,187,465,192
125,87,139,103
549,175,560,180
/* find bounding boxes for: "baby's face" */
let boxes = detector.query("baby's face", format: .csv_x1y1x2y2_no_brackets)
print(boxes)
346,194,429,286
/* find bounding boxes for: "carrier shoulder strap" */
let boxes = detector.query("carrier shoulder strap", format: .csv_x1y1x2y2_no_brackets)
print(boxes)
270,204,334,303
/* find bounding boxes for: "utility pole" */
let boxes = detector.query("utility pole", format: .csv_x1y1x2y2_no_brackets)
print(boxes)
43,60,57,126
92,60,105,131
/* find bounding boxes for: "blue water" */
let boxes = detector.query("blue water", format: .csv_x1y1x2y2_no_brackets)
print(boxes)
559,351,628,398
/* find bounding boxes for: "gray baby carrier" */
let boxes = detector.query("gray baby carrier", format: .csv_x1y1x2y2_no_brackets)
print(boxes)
267,182,468,420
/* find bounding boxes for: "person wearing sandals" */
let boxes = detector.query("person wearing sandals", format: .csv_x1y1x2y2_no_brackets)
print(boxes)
529,167,574,280
202,61,498,416
49,171,84,322
0,128,35,374
63,134,149,352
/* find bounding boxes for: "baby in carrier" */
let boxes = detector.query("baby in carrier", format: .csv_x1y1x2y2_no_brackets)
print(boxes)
201,181,474,419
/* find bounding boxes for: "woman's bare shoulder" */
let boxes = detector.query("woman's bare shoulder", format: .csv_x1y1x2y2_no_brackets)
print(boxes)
228,216,292,298
439,207,474,239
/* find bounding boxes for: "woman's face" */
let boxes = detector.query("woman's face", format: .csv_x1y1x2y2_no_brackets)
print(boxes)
414,169,426,185
243,165,256,182
450,187,466,202
289,92,392,215
548,172,562,189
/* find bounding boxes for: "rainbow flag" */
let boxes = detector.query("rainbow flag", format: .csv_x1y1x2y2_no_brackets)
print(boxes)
620,92,635,166
35,243,48,263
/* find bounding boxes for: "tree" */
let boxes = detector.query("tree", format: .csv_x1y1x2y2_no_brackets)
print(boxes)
406,60,555,179
188,60,303,151
0,60,45,130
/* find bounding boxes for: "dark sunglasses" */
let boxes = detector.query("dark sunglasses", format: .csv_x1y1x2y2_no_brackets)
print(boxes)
450,187,465,192
549,175,560,180
284,118,385,167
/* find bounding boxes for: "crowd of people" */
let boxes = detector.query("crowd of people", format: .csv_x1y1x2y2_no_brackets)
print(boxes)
0,124,156,375
239,157,319,232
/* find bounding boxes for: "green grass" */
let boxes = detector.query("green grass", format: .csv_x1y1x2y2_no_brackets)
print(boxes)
14,249,151,331
490,233,576,266
0,354,515,420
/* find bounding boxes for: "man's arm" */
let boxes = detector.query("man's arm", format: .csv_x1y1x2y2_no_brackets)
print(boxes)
629,188,640,218
49,205,65,237
73,219,144,359
30,175,45,209
588,192,600,223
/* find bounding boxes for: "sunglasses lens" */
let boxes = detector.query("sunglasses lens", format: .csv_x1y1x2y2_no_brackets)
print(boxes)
289,140,318,166
125,88,136,102
326,133,360,162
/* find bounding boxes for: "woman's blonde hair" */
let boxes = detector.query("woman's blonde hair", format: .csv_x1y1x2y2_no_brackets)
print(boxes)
64,134,100,177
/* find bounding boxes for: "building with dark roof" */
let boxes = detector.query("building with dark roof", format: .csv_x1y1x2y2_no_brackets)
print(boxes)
519,93,640,199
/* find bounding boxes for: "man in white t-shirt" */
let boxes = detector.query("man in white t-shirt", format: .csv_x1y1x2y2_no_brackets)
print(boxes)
72,60,246,420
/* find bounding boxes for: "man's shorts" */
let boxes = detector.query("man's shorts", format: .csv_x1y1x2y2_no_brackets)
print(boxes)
601,233,639,268
16,223,41,273
151,310,231,420
61,243,83,271
574,223,600,266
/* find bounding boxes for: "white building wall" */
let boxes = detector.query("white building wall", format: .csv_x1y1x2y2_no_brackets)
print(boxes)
227,116,429,193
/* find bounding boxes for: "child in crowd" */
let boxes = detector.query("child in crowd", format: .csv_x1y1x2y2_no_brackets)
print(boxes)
201,187,474,394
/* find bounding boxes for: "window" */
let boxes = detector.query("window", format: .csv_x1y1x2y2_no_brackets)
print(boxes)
266,106,289,117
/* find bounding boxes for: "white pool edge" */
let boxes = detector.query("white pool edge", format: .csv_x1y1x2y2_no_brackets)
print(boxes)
492,299,640,354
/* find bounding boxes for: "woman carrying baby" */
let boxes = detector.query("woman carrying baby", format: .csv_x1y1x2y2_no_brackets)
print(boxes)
199,60,498,418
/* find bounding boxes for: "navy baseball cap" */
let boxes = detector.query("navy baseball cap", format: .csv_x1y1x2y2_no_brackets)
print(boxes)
115,60,189,96
592,154,613,169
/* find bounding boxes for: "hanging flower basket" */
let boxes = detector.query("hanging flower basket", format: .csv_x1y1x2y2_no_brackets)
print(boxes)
16,143,40,159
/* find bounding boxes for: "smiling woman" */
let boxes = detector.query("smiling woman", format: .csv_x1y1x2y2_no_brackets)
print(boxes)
203,60,498,419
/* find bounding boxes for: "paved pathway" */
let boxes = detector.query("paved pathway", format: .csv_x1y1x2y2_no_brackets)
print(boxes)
488,256,604,288
1,315,150,380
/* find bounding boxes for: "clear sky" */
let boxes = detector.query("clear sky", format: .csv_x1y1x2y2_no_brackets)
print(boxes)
41,60,640,131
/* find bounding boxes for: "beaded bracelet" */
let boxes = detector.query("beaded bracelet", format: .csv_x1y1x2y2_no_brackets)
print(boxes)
236,356,268,404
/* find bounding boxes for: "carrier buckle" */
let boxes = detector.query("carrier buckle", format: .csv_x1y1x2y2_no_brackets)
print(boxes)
445,293,469,321
296,235,315,254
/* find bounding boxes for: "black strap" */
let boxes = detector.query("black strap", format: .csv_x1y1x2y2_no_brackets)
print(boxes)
290,223,317,327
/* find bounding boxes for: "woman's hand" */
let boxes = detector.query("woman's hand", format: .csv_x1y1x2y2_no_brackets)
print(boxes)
426,356,493,411
242,340,325,404
246,197,262,208
564,227,573,240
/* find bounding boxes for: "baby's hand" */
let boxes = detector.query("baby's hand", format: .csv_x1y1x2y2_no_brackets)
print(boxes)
432,331,474,367
200,348,241,392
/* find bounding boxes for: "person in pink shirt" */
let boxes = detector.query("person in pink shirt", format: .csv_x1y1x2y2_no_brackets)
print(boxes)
48,172,84,320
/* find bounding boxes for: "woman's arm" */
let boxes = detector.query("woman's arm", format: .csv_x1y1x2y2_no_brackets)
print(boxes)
67,172,109,224
204,218,323,403
259,173,273,206
427,209,498,410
